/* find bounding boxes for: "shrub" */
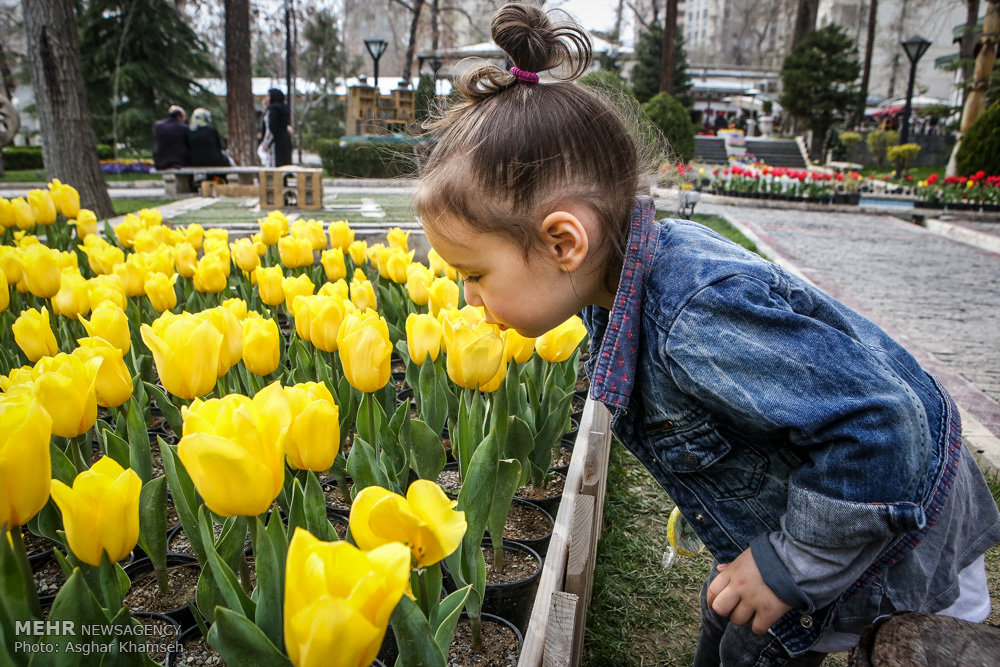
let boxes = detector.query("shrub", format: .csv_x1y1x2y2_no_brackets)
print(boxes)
956,101,1000,177
641,92,696,163
2,146,44,170
866,129,899,167
579,70,635,100
317,139,423,178
838,131,862,151
887,143,921,174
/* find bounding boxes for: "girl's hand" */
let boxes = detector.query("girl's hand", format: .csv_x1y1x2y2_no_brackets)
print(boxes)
706,548,793,634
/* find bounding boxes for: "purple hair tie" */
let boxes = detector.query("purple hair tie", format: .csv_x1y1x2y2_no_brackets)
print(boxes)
510,66,539,84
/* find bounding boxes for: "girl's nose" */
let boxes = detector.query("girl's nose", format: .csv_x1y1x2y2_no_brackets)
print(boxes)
463,280,483,307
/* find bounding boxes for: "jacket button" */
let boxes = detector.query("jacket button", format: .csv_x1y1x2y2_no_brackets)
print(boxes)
800,615,813,629
694,513,705,522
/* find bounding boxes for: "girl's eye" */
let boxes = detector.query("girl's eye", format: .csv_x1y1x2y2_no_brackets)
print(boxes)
463,275,481,284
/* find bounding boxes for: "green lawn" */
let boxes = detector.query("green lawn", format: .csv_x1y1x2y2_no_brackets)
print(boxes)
0,169,160,184
111,198,177,217
859,164,944,185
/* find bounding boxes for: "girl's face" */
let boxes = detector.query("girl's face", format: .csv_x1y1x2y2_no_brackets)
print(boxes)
424,216,601,338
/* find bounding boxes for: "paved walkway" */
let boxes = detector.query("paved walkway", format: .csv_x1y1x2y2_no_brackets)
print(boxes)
698,202,1000,467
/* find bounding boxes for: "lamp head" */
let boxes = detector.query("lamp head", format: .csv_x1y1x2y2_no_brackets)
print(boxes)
364,38,388,60
901,35,931,64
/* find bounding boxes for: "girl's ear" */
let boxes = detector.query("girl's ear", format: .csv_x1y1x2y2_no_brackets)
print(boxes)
540,209,589,273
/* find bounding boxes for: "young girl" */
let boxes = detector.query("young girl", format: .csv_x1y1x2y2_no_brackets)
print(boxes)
414,4,1000,665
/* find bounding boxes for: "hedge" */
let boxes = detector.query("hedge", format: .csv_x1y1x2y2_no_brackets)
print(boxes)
317,139,424,178
956,101,1000,177
641,92,696,163
2,144,117,171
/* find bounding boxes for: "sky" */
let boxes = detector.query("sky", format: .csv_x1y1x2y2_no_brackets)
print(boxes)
552,0,633,42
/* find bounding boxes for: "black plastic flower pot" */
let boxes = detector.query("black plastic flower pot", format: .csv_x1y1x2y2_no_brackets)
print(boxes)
449,611,524,664
550,442,575,478
488,498,554,558
124,554,201,631
131,611,182,665
515,470,566,516
166,624,210,667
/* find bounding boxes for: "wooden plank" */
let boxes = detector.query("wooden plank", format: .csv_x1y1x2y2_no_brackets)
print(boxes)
564,495,595,667
542,592,577,667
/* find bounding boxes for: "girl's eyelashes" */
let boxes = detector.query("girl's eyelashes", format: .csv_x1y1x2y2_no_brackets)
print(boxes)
462,275,481,284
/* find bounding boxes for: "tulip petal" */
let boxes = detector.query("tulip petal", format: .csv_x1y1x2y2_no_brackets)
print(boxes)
178,433,279,516
348,486,396,551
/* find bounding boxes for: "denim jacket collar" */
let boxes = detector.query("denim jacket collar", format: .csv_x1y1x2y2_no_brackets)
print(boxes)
589,196,659,409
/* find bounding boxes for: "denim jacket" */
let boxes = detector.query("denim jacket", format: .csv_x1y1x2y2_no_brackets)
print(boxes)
582,197,1000,655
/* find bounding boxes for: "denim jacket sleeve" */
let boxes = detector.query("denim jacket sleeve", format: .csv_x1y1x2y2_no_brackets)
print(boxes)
662,274,931,551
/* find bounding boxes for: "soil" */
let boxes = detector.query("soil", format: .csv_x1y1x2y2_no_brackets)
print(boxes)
571,395,585,414
323,481,353,513
124,563,200,614
481,546,539,585
136,615,178,664
329,515,349,540
22,529,53,559
174,631,223,666
515,473,565,502
502,502,552,542
436,467,462,496
34,556,67,598
166,504,180,530
574,374,590,393
448,617,519,666
549,446,573,471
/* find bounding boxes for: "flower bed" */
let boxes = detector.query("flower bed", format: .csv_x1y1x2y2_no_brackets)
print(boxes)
701,163,863,204
0,180,589,666
914,171,1000,211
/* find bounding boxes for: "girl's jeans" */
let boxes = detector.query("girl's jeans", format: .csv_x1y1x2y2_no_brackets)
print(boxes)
692,565,827,667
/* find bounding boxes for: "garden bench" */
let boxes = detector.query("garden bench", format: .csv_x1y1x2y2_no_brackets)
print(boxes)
157,166,262,196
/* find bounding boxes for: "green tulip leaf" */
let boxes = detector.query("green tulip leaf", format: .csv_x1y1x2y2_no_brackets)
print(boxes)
215,516,250,573
416,359,448,437
0,527,41,652
136,476,167,594
49,441,77,486
303,472,335,542
206,607,293,666
432,585,472,658
100,428,131,470
143,382,183,436
506,416,535,481
159,441,207,563
30,569,110,667
486,459,522,571
456,432,498,555
346,436,391,494
409,419,447,481
286,477,308,539
197,506,255,619
26,501,62,548
252,515,285,651
390,595,447,667
196,567,226,624
356,393,386,446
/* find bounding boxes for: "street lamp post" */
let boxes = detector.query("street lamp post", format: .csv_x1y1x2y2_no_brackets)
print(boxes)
899,35,932,144
364,38,388,89
430,58,443,96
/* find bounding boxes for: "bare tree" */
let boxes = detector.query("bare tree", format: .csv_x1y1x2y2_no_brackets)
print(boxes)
21,0,113,218
791,0,819,51
960,0,982,104
660,0,677,93
855,0,878,126
225,0,257,165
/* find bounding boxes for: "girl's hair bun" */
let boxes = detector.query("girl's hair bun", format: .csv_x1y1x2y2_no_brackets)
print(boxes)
491,2,592,81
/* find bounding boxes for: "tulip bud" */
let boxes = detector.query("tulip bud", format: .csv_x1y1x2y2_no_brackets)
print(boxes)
386,227,409,251
194,307,243,377
0,246,24,284
174,242,198,278
222,297,248,321
292,219,327,251
113,214,142,248
320,248,346,282
385,248,413,284
405,313,442,366
181,223,204,251
337,310,392,393
74,337,133,408
144,272,178,313
284,382,340,471
52,270,91,320
284,528,410,667
535,315,588,363
504,328,536,364
27,189,57,226
86,274,127,311
193,254,228,293
0,389,53,527
443,320,503,390
428,276,459,317
11,197,34,230
282,274,315,316
349,269,377,312
327,220,354,252
33,353,103,437
114,253,150,297
256,266,285,306
241,314,281,376
50,181,81,219
0,270,8,314
405,263,432,306
279,235,314,269
347,240,368,266
230,237,261,273
0,197,14,229
50,457,141,566
138,208,163,228
141,315,223,399
259,214,285,245
427,248,457,280
80,301,131,353
73,209,98,239
13,307,59,362
21,244,61,299
318,278,349,301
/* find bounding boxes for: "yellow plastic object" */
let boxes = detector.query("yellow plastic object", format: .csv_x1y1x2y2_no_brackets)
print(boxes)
667,507,706,557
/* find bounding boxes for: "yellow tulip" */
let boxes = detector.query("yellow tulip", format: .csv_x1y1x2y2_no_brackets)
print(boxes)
138,208,163,228
256,266,285,306
177,383,290,517
284,528,410,667
11,197,34,230
21,244,61,299
299,295,348,353
535,315,588,363
74,337,133,408
80,301,130,353
87,274,127,310
327,220,354,252
33,353,102,438
347,240,368,266
0,271,7,313
385,248,413,284
318,278,349,301
504,329,536,364
284,382,340,471
405,263,432,306
85,242,125,276
114,253,150,297
337,310,392,393
427,248,457,280
144,272,178,313
279,235,315,269
222,297,248,321
349,269,377,312
386,227,409,252
193,307,243,376
241,314,281,377
443,320,503,390
320,248,346,282
193,255,228,293
0,389,53,527
479,357,508,393
140,315,222,399
174,242,198,278
428,276,459,317
0,246,24,284
369,244,390,279
73,209,98,239
50,457,141,566
259,213,286,245
52,270,91,320
291,219,327,250
230,238,260,273
182,223,205,251
0,197,13,229
50,181,81,219
405,313,442,366
27,189,57,226
350,480,467,567
12,307,59,362
283,274,315,316
113,214,142,248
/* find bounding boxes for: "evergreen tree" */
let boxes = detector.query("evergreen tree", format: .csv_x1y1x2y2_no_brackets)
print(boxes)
780,25,859,160
79,0,219,149
629,25,691,107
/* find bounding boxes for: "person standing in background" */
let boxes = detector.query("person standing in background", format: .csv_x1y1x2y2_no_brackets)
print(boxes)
152,105,190,170
263,88,292,167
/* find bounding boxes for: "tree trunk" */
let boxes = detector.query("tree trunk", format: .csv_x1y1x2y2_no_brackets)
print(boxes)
791,0,819,51
402,0,426,83
21,0,113,218
225,0,256,166
961,0,982,105
660,0,677,94
849,612,1000,666
855,0,878,126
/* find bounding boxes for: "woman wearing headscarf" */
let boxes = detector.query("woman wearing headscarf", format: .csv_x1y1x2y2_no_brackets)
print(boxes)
262,88,293,167
188,108,229,167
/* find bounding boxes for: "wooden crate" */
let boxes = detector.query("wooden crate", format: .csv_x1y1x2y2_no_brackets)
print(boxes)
259,167,323,210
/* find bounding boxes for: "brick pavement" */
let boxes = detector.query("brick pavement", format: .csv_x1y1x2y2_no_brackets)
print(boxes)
697,202,1000,465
